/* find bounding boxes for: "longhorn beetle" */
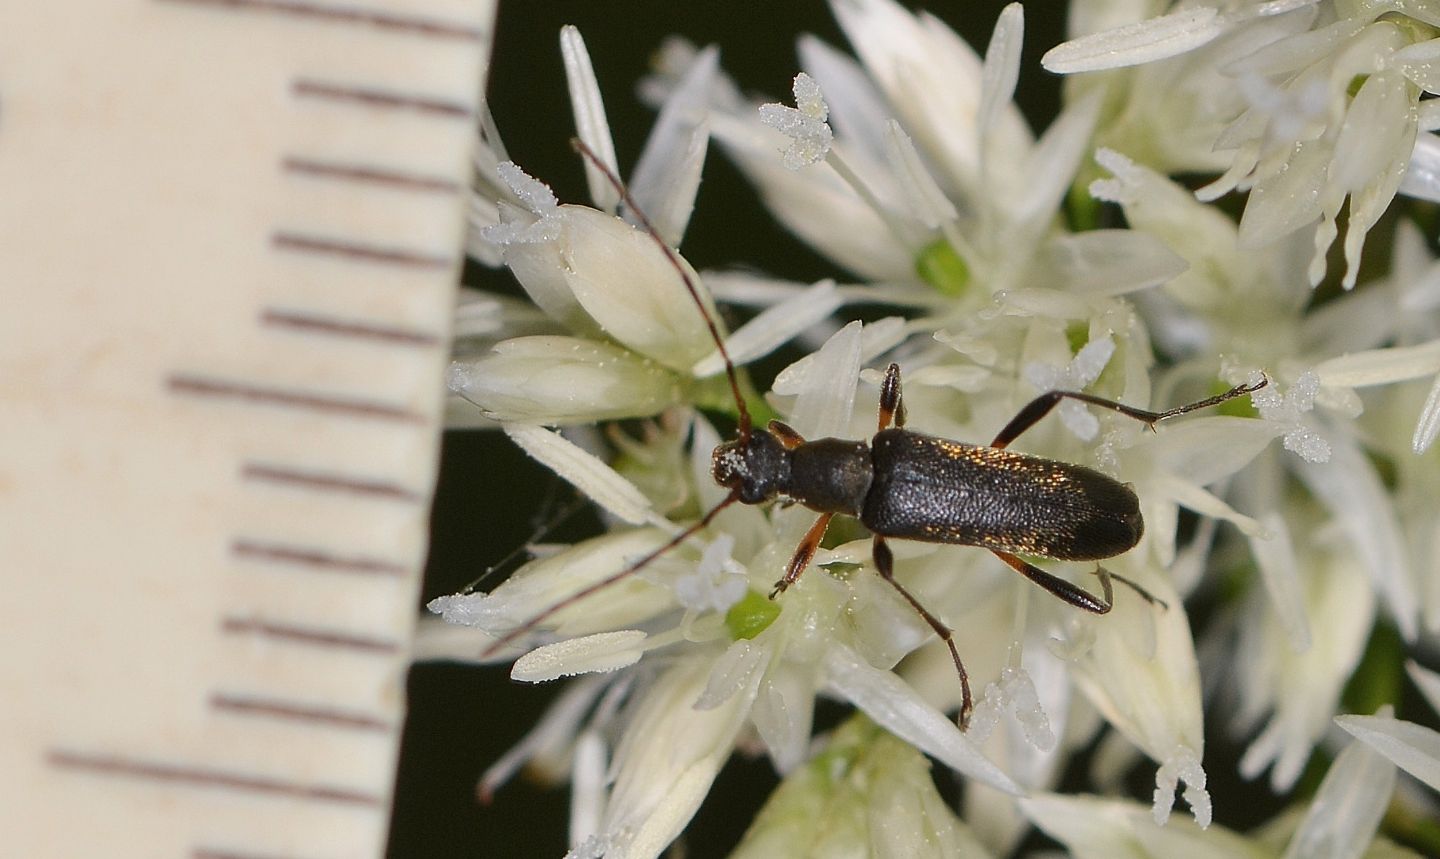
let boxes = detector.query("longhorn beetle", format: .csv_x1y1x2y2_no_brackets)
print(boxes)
482,139,1266,728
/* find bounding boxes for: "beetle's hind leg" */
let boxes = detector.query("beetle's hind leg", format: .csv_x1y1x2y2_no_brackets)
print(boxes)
992,550,1113,613
874,536,973,728
1096,567,1169,610
992,551,1168,613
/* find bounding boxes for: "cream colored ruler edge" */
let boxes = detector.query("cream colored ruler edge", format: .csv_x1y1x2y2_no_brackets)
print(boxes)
0,1,494,856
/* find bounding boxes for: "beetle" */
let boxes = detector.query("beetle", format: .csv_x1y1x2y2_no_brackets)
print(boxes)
712,363,1262,724
483,140,1266,727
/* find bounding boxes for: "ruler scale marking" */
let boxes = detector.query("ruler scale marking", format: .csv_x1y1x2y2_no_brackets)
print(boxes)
220,616,402,655
161,0,484,41
292,78,473,120
209,692,393,732
242,461,423,502
46,750,386,807
231,538,410,578
271,230,455,270
260,307,443,347
4,0,494,854
281,156,462,195
193,846,309,859
169,374,425,424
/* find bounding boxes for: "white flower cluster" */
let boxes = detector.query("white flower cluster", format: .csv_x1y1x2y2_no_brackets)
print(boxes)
425,2,1440,857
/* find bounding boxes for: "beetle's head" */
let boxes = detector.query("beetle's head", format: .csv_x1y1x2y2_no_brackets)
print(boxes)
712,429,790,505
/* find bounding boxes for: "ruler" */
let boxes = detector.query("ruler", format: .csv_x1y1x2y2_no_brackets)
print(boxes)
0,1,494,856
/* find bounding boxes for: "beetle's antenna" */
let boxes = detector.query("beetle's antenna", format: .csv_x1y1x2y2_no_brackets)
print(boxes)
460,488,591,595
476,144,755,660
479,491,740,658
570,138,752,438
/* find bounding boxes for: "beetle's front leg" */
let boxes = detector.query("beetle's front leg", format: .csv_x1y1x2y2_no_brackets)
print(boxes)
770,512,834,598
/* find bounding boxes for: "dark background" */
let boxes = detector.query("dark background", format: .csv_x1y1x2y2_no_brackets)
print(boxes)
387,3,1204,858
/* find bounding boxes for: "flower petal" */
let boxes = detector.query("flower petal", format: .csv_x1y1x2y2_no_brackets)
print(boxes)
603,658,760,859
1021,794,1269,859
1280,732,1395,859
1247,512,1312,651
1336,714,1440,792
450,336,682,426
558,205,721,370
1041,7,1224,74
823,643,1021,795
692,280,843,377
783,319,864,440
1012,92,1100,233
884,120,959,228
1314,340,1440,388
1061,564,1212,824
505,423,658,526
630,46,719,246
560,26,621,213
1293,434,1418,641
511,630,648,682
428,530,681,640
1401,133,1440,203
1412,372,1440,453
1407,661,1440,715
1042,230,1189,297
978,4,1024,153
710,112,914,280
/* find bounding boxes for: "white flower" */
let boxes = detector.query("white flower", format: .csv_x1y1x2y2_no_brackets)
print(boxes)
1334,661,1440,796
1024,335,1117,441
432,324,1019,859
1048,2,1440,290
672,533,748,613
1227,519,1375,791
1057,559,1213,826
1339,712,1440,795
1250,370,1331,463
729,716,997,859
451,336,683,426
656,0,1187,309
1020,787,1420,859
453,26,840,428
435,6,1440,856
1279,724,1396,859
586,656,758,859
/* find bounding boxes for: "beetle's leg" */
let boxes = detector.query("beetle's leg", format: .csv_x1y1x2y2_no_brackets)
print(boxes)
1095,568,1168,610
874,536,973,728
771,512,834,598
768,419,806,450
989,379,1268,449
878,362,908,431
993,552,1168,613
991,550,1113,614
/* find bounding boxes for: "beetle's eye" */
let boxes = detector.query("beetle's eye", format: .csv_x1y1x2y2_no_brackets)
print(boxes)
711,444,744,486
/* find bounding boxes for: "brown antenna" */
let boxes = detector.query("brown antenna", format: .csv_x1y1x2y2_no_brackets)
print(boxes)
478,142,751,659
569,138,752,438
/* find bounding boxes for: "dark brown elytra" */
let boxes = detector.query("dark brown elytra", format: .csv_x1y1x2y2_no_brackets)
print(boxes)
483,139,1267,728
